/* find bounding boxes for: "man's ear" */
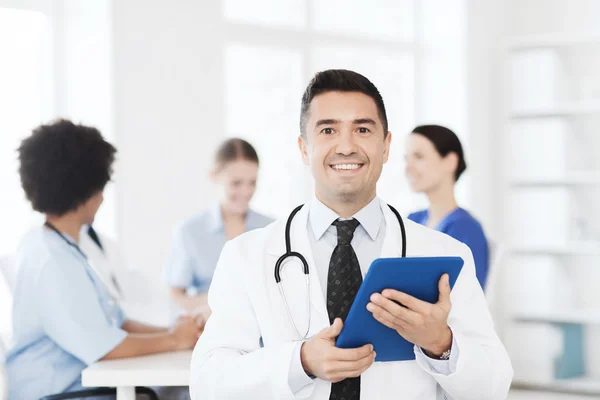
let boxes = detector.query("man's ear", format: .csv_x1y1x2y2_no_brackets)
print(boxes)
298,135,310,165
382,131,392,164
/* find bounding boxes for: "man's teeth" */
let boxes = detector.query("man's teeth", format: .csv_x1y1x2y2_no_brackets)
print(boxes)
332,164,361,170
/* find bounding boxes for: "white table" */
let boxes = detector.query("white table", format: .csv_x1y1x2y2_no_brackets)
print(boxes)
82,350,192,400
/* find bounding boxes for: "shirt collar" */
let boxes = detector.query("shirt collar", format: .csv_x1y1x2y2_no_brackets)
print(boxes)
308,196,382,241
207,203,260,232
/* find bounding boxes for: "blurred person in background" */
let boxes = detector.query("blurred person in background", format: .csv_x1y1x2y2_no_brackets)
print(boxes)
164,138,273,317
405,124,489,288
5,119,200,400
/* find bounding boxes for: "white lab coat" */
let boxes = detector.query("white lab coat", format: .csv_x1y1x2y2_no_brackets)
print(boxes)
190,200,513,400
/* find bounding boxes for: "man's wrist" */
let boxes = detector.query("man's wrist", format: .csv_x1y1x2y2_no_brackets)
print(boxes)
423,327,452,358
300,341,316,378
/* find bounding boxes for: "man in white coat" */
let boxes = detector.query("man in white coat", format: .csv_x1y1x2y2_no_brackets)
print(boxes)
190,69,513,400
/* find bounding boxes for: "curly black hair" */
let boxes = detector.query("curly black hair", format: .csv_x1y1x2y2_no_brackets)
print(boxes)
18,119,117,216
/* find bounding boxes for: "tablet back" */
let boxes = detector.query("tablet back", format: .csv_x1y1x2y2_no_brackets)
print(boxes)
335,257,464,362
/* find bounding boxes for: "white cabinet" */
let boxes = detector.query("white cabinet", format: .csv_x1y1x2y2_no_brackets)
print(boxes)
505,31,600,394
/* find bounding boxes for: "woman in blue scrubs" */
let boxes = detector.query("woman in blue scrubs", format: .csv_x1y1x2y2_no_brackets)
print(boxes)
5,120,201,400
165,138,273,314
405,125,489,288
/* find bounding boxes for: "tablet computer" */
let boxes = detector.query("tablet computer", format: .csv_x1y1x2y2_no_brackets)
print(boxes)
335,257,464,362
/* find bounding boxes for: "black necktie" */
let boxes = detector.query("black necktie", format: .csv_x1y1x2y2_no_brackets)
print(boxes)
327,219,362,400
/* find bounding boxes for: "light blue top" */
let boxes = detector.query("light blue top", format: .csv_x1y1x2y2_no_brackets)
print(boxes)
164,204,273,293
5,228,128,400
408,208,489,288
288,197,459,393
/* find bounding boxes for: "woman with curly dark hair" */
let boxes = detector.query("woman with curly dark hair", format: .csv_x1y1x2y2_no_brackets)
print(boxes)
4,119,199,400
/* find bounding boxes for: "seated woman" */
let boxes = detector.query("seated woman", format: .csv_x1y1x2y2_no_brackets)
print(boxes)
164,138,273,315
5,119,201,400
405,124,489,288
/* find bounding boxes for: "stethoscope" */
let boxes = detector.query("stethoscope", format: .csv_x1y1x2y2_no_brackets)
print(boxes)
274,204,407,339
44,222,122,325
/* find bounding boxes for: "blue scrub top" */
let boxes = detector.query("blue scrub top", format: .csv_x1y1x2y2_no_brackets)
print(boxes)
5,228,127,400
409,208,489,288
164,204,273,293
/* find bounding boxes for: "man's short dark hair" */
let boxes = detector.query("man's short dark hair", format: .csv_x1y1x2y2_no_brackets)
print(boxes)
300,69,389,137
18,119,117,216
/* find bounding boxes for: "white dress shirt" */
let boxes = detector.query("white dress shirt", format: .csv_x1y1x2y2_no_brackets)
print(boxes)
288,196,459,394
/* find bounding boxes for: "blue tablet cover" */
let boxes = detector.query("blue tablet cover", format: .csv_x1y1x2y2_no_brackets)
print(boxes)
335,257,464,362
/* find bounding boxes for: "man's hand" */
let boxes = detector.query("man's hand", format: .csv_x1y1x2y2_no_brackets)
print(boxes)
367,274,453,357
300,318,376,382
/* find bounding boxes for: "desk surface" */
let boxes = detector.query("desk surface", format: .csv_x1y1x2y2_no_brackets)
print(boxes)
82,350,192,388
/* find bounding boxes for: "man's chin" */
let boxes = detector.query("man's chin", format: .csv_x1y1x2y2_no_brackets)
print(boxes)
331,185,361,202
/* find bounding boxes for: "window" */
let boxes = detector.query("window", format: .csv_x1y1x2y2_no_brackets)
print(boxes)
222,0,419,217
0,4,53,343
310,0,415,41
223,0,306,28
224,43,309,218
0,7,52,257
0,1,117,258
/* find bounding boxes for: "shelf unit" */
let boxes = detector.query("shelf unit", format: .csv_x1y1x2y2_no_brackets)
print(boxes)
505,31,600,395
514,310,600,325
509,243,600,257
509,173,600,187
510,102,600,119
512,377,600,396
507,33,600,50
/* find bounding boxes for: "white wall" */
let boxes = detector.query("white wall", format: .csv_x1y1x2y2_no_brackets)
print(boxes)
113,0,226,293
55,0,117,238
415,0,471,216
465,0,507,241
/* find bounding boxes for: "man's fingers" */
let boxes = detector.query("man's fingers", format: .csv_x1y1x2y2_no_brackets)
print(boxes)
344,356,376,378
330,343,373,361
321,318,344,339
334,350,376,373
368,299,419,326
437,274,451,306
380,290,429,314
335,352,375,376
372,310,405,332
324,351,376,381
